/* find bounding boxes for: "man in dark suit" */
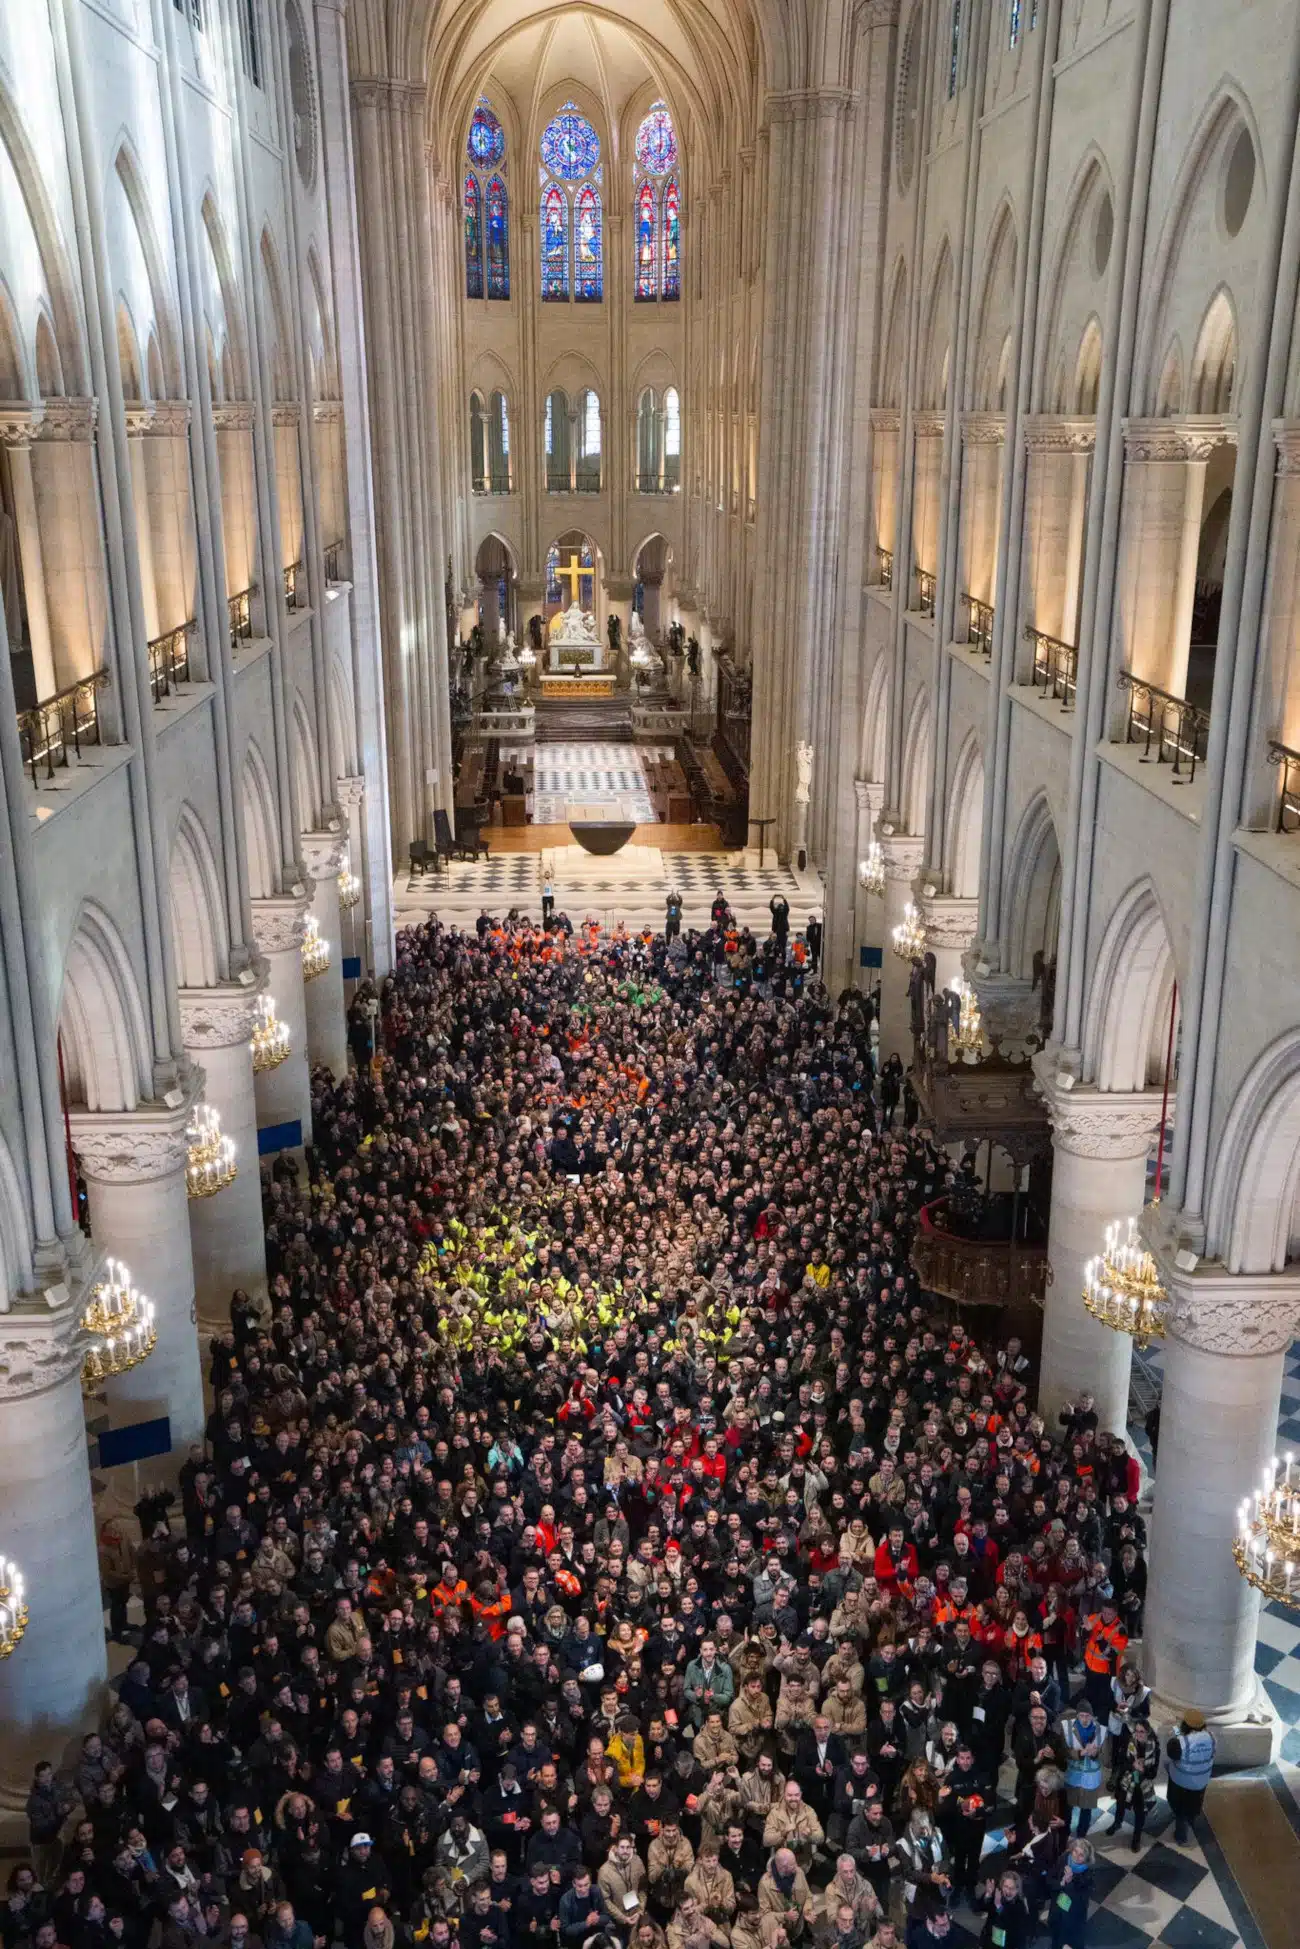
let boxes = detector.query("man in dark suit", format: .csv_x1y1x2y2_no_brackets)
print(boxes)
793,1714,846,1824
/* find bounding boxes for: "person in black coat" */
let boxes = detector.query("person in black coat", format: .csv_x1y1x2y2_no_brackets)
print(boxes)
973,1872,1034,1949
792,1721,847,1823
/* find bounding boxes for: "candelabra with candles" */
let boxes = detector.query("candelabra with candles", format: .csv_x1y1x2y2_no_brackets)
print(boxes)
1082,1217,1169,1349
1235,1456,1300,1611
251,992,290,1073
892,902,926,962
950,977,985,1062
301,916,330,982
185,1103,237,1199
0,1556,27,1659
859,843,885,898
337,858,361,910
81,1258,157,1387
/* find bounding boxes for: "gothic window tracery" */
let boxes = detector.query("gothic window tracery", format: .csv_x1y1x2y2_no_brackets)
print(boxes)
465,101,510,300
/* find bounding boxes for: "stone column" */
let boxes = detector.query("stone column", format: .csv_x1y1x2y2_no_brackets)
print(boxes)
336,774,367,992
0,1293,107,1828
0,412,56,700
300,831,349,1080
179,984,267,1333
479,576,501,641
1117,420,1222,700
878,831,924,1061
1033,1059,1163,1436
851,778,885,993
915,891,979,994
1020,420,1096,663
71,1093,205,1460
603,579,634,690
251,894,313,1146
1145,1266,1300,1761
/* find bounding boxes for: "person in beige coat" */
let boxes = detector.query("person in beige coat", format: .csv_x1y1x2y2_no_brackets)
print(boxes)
822,1678,867,1751
813,1858,882,1941
685,1841,736,1925
696,1772,744,1848
739,1758,785,1844
774,1680,817,1760
757,1852,815,1944
762,1782,824,1868
693,1713,740,1773
647,1824,696,1922
728,1680,775,1762
599,1836,647,1927
667,1895,730,1949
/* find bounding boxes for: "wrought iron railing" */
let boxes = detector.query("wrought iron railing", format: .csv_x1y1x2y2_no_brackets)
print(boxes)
915,567,937,617
1118,673,1210,783
1026,627,1078,708
323,541,343,583
283,559,305,611
635,472,669,493
16,671,109,786
1267,740,1300,832
572,470,602,495
962,594,995,658
877,547,894,590
147,622,195,703
228,585,256,651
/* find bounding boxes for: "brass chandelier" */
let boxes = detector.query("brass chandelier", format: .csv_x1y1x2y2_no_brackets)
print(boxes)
1082,1218,1169,1349
251,992,291,1072
186,1103,237,1199
337,857,361,910
301,916,330,981
81,1258,157,1387
891,902,926,962
0,1555,27,1660
950,977,985,1062
859,843,885,897
1235,1458,1300,1612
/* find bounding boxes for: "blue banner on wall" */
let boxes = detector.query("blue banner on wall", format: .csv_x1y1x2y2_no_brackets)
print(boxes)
96,1416,172,1466
860,945,884,969
342,956,362,980
257,1119,303,1155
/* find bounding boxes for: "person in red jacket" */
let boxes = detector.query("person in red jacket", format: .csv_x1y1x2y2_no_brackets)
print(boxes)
873,1524,919,1596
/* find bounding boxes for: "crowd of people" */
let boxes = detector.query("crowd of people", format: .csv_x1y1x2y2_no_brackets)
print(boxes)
13,909,1202,1949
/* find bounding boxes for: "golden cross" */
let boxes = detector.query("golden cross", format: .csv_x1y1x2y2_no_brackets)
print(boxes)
556,552,590,607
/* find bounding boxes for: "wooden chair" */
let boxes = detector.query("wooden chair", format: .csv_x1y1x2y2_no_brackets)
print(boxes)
455,812,490,861
433,810,458,864
409,838,430,877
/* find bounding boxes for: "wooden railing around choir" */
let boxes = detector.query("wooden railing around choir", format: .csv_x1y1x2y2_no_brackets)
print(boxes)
16,671,109,786
915,566,937,617
910,1196,1049,1312
1118,672,1210,783
323,541,344,584
876,547,893,590
283,560,305,611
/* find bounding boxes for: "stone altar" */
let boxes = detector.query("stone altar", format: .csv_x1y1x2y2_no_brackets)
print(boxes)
548,601,602,672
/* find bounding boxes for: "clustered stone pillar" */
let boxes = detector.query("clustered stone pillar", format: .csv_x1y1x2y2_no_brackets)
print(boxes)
71,1093,205,1460
852,779,884,993
1033,1064,1163,1436
1117,422,1218,701
179,984,268,1333
877,831,924,1061
0,1296,108,1822
251,894,314,1148
1145,1271,1300,1760
915,892,979,995
301,832,349,1080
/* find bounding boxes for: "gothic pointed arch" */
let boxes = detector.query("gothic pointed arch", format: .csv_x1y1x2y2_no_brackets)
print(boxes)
58,902,153,1113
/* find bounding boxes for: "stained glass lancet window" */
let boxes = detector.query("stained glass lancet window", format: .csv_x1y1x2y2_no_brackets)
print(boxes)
541,104,600,181
948,1,962,97
635,182,657,301
541,184,568,301
574,185,603,302
465,101,508,300
469,100,505,167
662,179,680,300
1009,0,1020,46
464,175,483,299
486,176,509,299
635,102,678,176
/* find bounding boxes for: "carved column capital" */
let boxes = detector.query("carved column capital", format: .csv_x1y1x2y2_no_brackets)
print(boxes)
1159,1265,1300,1358
1022,415,1097,455
961,412,1006,448
35,397,98,442
178,980,267,1051
0,1292,92,1401
1031,1051,1166,1160
853,777,884,817
914,892,979,949
1122,416,1235,463
251,893,313,956
335,774,366,810
70,1085,202,1185
1272,421,1300,475
301,829,349,880
212,403,256,432
878,832,925,883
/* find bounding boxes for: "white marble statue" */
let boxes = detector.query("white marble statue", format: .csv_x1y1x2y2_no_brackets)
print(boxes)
548,601,602,670
795,740,814,806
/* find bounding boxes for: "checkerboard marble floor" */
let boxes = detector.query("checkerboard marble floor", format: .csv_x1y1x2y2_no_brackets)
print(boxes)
938,1783,1261,1949
531,742,660,824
